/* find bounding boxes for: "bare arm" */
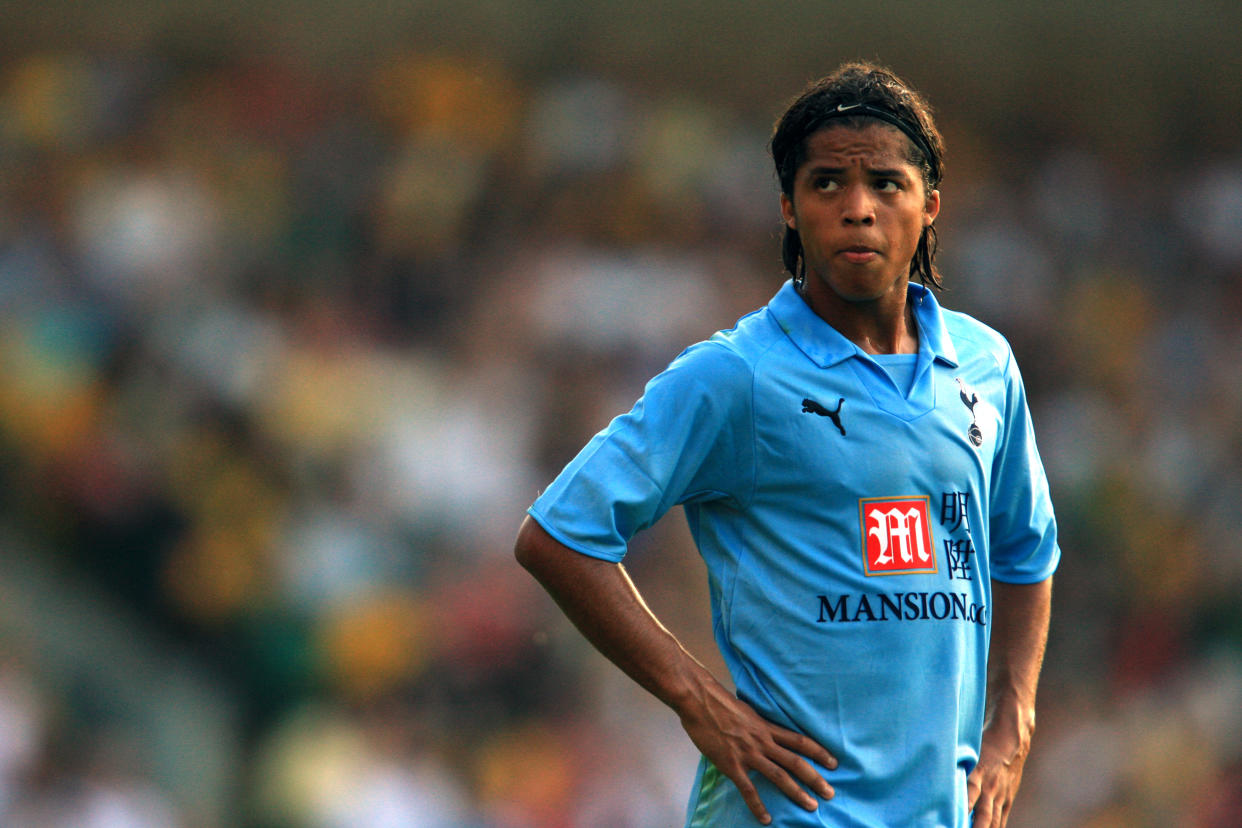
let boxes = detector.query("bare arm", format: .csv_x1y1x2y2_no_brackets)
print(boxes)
968,577,1052,828
514,515,836,825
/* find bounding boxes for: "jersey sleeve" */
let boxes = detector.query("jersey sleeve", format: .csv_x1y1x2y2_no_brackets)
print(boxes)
988,347,1060,583
528,341,754,562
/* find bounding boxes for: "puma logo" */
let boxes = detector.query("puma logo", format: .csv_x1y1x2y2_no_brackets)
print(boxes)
802,397,846,436
955,378,984,447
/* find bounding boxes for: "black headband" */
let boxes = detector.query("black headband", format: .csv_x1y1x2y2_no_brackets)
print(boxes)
812,102,939,182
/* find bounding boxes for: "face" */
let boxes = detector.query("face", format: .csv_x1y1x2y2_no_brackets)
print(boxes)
780,123,939,310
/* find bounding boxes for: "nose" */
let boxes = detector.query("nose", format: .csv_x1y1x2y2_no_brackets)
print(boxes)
841,184,875,225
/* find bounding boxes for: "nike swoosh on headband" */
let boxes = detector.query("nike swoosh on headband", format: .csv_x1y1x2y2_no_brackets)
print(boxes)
817,102,939,180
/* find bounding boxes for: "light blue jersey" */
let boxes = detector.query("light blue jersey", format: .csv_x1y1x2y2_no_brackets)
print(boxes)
529,280,1059,827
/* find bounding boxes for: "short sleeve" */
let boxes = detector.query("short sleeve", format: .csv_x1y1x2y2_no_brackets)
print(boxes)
988,349,1060,583
528,341,754,562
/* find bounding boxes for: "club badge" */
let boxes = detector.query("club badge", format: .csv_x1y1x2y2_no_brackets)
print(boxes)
955,378,984,447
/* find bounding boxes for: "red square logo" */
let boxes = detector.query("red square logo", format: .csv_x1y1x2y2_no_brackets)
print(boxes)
860,496,938,576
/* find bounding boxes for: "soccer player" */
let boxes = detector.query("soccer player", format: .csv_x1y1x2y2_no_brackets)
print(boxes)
515,62,1058,828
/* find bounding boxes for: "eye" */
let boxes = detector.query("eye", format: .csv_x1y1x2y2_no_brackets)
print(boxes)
813,177,840,192
875,179,901,193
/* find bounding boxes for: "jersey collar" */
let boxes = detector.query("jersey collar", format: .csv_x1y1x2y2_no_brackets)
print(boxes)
768,279,960,369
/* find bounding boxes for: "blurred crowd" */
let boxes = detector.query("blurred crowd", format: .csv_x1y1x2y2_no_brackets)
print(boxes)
1,31,1241,828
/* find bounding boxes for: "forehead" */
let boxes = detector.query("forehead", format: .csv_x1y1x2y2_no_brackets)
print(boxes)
799,122,916,170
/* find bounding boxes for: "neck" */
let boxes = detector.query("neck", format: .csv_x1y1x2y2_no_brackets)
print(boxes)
797,276,918,355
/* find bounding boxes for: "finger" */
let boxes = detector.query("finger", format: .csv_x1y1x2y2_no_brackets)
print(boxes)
966,768,982,809
995,794,1013,828
753,755,821,812
726,769,772,826
770,746,835,801
772,728,838,770
970,797,992,828
971,785,1003,828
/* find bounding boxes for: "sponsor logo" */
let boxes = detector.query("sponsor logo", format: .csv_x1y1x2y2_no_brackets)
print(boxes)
860,496,937,576
944,538,975,581
939,491,975,582
816,592,988,625
802,397,846,436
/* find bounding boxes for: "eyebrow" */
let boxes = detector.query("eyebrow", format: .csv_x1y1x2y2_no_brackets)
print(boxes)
804,164,912,179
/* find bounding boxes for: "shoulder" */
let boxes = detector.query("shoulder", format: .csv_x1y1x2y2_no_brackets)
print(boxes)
634,309,786,426
657,337,758,402
940,306,1016,373
664,305,780,383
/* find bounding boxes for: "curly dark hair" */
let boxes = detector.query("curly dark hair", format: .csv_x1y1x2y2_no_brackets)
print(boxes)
770,62,946,289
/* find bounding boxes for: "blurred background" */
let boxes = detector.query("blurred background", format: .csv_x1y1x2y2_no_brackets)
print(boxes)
2,1,1241,825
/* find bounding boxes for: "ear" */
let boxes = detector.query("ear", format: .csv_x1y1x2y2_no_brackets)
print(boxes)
923,188,940,227
780,192,797,230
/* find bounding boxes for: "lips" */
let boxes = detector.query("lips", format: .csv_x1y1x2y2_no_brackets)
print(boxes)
840,245,879,263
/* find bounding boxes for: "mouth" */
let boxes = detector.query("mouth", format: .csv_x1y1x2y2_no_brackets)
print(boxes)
839,246,879,264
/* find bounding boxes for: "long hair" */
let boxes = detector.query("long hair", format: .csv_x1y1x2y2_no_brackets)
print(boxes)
770,62,946,289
